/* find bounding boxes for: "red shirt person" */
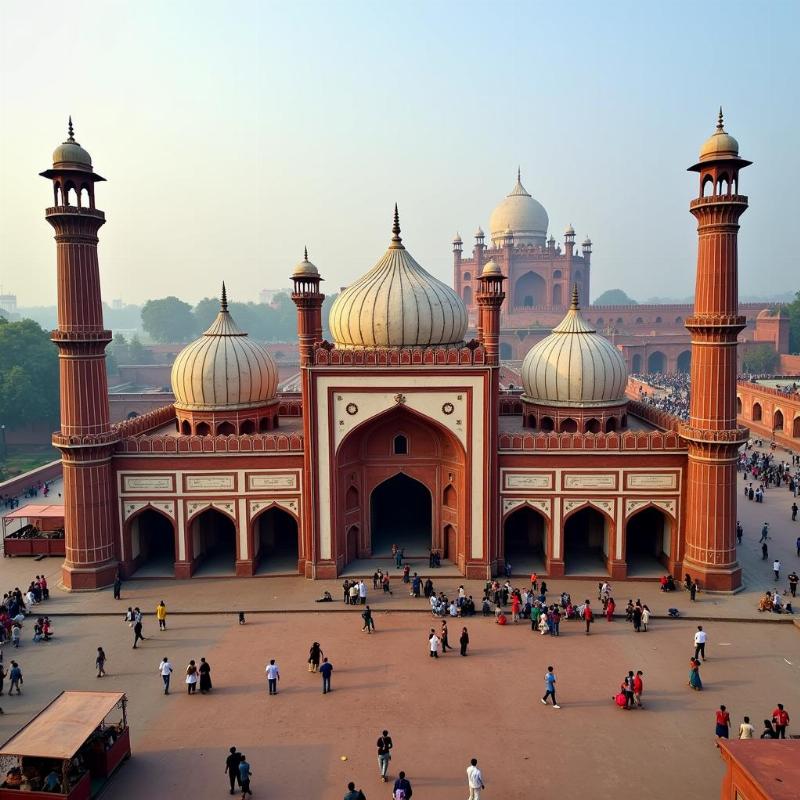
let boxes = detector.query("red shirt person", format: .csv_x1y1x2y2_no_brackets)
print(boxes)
772,704,790,738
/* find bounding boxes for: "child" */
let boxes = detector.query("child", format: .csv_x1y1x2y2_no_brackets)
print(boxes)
11,625,21,648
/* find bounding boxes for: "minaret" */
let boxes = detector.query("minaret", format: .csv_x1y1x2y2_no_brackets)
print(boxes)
680,109,751,591
476,260,506,364
291,245,324,365
40,119,118,590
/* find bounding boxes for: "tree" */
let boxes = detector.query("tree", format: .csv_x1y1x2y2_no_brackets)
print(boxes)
785,291,800,353
128,335,153,364
0,319,59,428
593,289,638,306
742,343,780,374
141,297,198,343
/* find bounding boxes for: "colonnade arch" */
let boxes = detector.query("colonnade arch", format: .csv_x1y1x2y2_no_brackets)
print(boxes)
252,505,299,574
127,507,176,577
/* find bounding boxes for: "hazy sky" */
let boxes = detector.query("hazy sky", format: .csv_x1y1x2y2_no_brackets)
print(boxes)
1,1,798,308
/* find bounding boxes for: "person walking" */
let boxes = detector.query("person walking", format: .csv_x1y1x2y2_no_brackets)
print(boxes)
739,716,755,739
715,705,731,740
459,626,469,656
392,771,412,799
225,747,243,795
690,581,698,601
632,605,642,632
158,656,173,694
185,659,198,694
772,704,790,739
156,601,167,631
96,647,107,678
641,605,650,632
238,755,252,797
361,605,374,633
198,657,212,693
466,758,485,800
773,559,781,581
112,571,122,600
132,616,145,649
689,657,703,691
428,629,440,659
694,625,707,661
8,661,22,695
320,657,333,693
762,541,768,560
633,670,644,708
541,665,560,708
376,729,393,782
583,600,593,634
343,782,366,800
789,571,799,598
266,659,280,695
792,502,798,522
440,621,452,653
308,642,323,673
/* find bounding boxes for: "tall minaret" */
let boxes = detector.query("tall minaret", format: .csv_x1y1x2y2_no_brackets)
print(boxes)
680,110,751,591
40,119,119,590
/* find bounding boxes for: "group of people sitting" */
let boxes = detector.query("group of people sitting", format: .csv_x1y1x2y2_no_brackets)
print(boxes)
757,590,794,614
429,586,477,617
0,578,52,646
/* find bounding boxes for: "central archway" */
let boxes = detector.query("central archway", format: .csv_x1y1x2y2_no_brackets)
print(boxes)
129,508,176,577
254,506,299,574
370,473,432,556
514,271,547,308
503,506,546,573
564,506,609,575
190,508,237,576
625,506,670,577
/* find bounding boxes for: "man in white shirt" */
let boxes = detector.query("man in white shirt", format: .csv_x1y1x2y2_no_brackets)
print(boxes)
773,559,781,581
265,659,280,695
466,758,484,799
157,657,173,695
358,580,367,605
428,630,440,658
739,716,755,739
693,625,707,661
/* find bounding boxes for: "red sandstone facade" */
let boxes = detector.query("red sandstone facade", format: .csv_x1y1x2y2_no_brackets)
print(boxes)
44,117,749,591
737,380,800,450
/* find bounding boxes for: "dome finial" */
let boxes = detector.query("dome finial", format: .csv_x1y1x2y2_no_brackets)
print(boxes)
390,203,404,248
570,283,580,310
717,106,724,131
304,245,308,261
517,165,521,183
67,116,74,142
220,282,228,311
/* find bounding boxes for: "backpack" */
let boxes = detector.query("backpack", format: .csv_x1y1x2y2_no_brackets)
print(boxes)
394,791,406,800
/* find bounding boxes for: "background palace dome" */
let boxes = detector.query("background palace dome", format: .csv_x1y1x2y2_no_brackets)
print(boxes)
329,206,468,349
521,287,628,407
171,286,278,410
489,170,549,247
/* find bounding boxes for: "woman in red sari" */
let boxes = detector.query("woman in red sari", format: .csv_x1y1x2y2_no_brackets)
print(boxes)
606,597,616,621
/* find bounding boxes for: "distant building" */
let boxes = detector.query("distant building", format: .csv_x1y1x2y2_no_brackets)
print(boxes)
111,298,123,310
0,293,18,318
259,288,291,306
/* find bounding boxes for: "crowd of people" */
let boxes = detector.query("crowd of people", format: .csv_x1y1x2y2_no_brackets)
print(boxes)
1,480,56,510
631,372,691,419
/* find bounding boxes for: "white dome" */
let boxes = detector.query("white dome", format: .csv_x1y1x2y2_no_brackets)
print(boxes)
292,247,319,277
329,208,468,349
521,288,628,407
52,118,92,170
171,289,278,410
699,109,739,162
489,171,549,247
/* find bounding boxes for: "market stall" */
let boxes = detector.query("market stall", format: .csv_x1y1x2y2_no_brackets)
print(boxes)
1,505,65,556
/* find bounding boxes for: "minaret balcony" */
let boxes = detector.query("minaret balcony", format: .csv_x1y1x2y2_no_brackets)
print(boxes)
689,195,747,210
45,205,105,220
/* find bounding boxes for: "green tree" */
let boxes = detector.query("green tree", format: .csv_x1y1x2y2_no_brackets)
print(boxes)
593,289,638,306
0,319,59,428
128,335,153,364
785,290,800,353
742,343,780,374
141,297,198,343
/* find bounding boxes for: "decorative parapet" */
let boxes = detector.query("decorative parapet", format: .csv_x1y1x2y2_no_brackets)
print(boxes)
689,194,748,210
685,314,746,328
313,343,486,367
498,428,684,452
278,396,303,416
626,400,682,432
678,423,749,445
737,380,799,400
52,430,119,448
113,405,176,437
116,432,304,454
45,205,106,220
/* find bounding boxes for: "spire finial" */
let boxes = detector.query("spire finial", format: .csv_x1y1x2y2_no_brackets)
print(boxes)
390,203,403,247
67,116,74,141
220,282,228,311
570,283,580,310
304,245,308,262
517,165,521,183
717,106,724,132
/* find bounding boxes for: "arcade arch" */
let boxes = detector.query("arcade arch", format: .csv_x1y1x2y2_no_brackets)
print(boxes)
514,271,546,308
625,506,670,577
189,508,237,575
677,350,691,373
253,506,299,574
563,506,609,575
647,352,666,373
128,507,176,577
503,505,546,571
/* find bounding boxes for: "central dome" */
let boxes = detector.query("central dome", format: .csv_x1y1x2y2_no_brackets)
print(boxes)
329,207,468,349
521,287,628,407
171,287,278,410
489,170,549,247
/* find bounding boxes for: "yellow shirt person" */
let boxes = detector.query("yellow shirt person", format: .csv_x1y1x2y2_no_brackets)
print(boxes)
156,601,167,630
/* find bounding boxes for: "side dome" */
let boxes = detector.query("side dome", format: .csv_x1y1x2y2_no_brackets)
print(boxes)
489,170,549,247
521,287,628,407
329,206,468,349
171,287,278,410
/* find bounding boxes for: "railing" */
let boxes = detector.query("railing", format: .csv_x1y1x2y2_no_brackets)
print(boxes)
314,343,487,367
626,399,683,432
737,381,800,400
113,405,176,437
117,432,304,454
45,205,105,219
499,428,684,451
690,194,748,208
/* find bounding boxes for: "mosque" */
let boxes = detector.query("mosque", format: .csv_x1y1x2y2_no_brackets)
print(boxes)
41,113,749,592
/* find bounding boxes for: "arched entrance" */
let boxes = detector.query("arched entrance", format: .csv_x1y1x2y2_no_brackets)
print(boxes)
254,506,299,575
129,508,175,577
752,402,762,421
677,350,691,373
773,409,784,431
370,473,431,556
499,341,513,360
503,506,546,573
625,507,670,577
631,354,642,373
190,508,237,576
563,506,609,575
647,352,666,373
514,271,546,308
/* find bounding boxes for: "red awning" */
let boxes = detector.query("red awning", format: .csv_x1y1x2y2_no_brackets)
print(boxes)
1,504,64,521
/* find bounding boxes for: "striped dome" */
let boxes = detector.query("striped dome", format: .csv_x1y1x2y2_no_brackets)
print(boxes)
521,287,627,407
329,207,468,349
171,288,278,410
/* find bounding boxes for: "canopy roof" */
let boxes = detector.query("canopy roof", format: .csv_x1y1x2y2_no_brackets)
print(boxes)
0,692,126,759
1,504,65,521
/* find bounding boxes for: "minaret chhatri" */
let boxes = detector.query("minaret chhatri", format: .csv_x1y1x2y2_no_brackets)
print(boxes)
40,119,119,590
680,109,751,591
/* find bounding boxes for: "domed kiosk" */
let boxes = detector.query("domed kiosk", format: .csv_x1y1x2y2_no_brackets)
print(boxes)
329,206,468,349
520,285,629,433
171,285,279,436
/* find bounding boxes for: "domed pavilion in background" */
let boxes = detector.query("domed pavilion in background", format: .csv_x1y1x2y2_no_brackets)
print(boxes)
41,113,749,592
